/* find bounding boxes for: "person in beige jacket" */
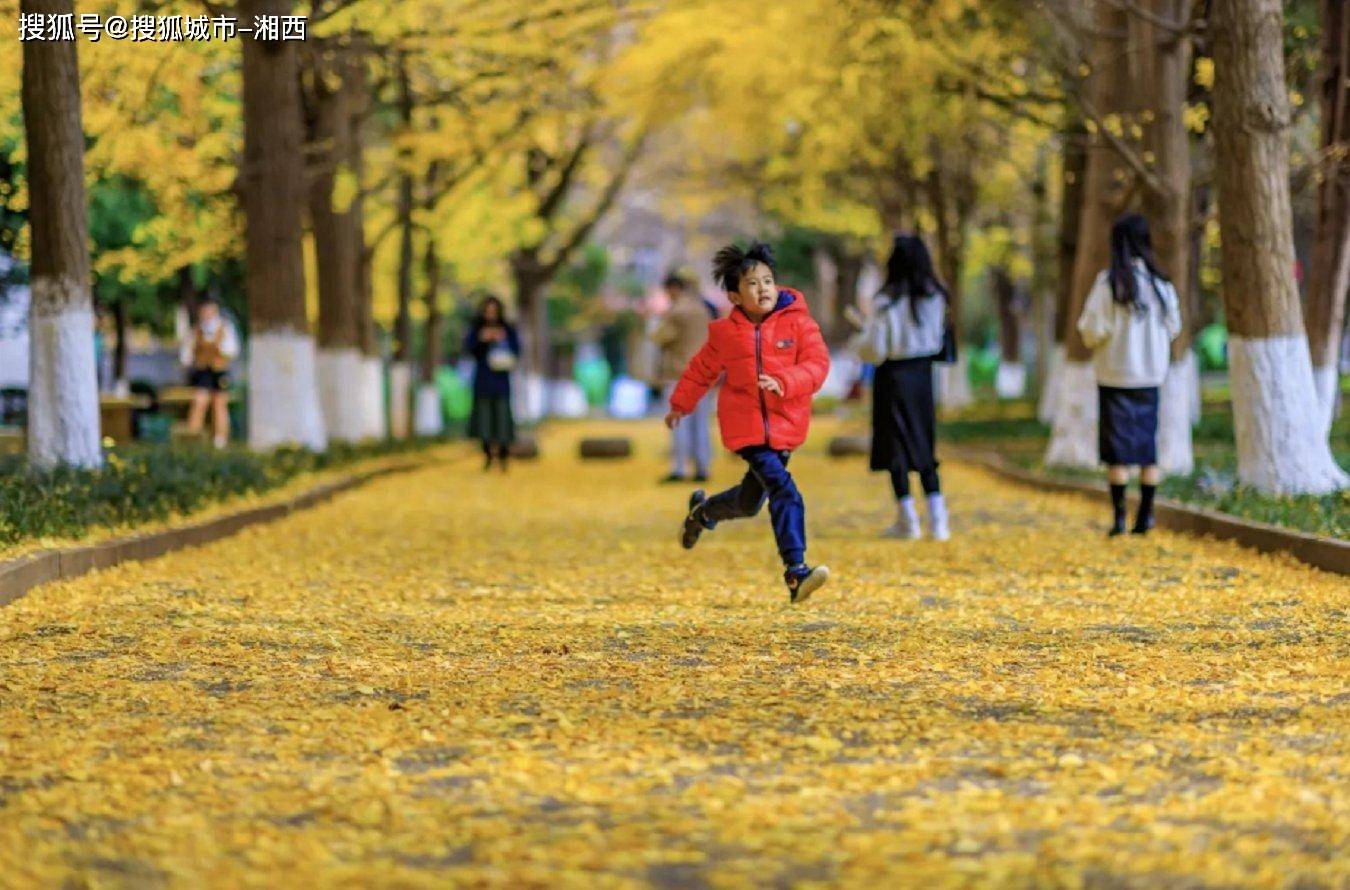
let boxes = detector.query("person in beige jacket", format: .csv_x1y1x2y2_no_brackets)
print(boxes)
652,273,715,482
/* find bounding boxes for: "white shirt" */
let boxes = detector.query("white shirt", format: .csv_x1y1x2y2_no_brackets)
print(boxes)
179,314,240,367
1077,261,1181,388
859,289,945,363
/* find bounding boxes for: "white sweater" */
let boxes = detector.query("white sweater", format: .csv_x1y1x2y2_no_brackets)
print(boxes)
1077,263,1181,388
179,315,240,367
859,290,945,363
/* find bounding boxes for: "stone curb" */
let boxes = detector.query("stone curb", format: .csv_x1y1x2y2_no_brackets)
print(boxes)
948,446,1350,577
0,460,428,608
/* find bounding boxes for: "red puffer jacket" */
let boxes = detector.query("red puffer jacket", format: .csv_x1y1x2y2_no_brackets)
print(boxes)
670,289,831,452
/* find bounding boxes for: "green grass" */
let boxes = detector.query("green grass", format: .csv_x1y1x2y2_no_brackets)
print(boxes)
936,403,1350,541
0,437,436,551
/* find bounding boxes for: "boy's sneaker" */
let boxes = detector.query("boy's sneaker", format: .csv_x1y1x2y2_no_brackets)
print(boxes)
681,490,713,549
785,564,830,604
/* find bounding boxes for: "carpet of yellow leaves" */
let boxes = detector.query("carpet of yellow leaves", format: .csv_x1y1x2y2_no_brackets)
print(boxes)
1,420,1347,887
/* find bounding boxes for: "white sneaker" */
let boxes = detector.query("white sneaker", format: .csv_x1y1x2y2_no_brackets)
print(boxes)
882,496,922,539
927,493,950,541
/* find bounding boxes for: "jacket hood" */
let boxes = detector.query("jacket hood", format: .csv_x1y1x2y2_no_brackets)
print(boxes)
731,288,810,323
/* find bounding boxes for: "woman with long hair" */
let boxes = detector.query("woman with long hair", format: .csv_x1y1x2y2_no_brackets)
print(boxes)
1077,213,1182,535
862,234,951,540
464,294,520,471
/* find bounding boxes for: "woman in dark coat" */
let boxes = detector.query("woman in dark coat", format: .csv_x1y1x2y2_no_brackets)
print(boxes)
861,235,950,540
464,295,520,471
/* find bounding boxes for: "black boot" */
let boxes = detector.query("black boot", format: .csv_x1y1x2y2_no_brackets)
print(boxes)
1108,483,1127,536
1132,484,1156,534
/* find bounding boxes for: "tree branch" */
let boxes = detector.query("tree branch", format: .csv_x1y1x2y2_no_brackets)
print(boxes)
540,127,651,278
1080,96,1167,198
1099,0,1189,37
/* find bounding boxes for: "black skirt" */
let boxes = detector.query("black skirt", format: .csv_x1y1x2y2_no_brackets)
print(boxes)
468,395,515,445
870,357,938,473
1098,385,1159,466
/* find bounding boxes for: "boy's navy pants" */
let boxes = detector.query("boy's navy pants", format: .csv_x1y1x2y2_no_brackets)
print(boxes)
700,446,805,566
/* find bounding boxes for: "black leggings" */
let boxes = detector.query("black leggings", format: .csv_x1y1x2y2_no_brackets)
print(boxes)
890,466,940,499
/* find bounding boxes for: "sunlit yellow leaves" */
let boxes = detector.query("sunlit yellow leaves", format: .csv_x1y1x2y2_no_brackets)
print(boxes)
1194,57,1215,89
1183,103,1210,134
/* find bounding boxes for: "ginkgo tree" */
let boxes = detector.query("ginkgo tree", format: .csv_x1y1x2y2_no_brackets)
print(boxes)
612,0,1054,406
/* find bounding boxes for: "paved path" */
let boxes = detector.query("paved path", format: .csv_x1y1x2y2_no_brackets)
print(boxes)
1,422,1346,887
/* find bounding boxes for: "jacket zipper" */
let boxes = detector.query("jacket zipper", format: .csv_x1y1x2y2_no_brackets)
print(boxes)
754,321,771,445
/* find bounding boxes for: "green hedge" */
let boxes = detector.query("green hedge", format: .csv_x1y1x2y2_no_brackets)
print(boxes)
0,438,434,550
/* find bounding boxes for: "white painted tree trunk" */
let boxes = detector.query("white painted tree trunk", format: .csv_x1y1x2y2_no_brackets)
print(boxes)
1188,352,1202,425
359,356,386,440
550,378,589,418
1038,343,1065,423
1044,360,1098,468
388,360,412,439
1157,351,1197,476
1229,335,1348,493
1311,362,1340,436
27,279,101,470
995,361,1027,399
247,331,327,451
316,346,367,443
515,372,546,422
413,382,444,437
936,355,973,409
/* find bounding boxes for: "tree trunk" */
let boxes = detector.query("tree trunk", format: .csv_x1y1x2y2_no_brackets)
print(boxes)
22,0,101,469
413,234,445,437
1046,1,1131,468
112,297,128,385
389,55,415,439
1211,0,1348,492
511,252,549,421
239,0,325,451
1139,0,1198,474
927,142,974,408
420,240,443,384
832,248,863,344
993,267,1027,398
1306,0,1350,432
1041,122,1089,423
304,47,366,443
342,51,384,441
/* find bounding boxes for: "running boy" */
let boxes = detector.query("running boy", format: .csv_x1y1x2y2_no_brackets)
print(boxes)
665,242,832,603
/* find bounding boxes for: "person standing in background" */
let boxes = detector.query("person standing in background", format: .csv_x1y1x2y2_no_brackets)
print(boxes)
652,272,714,483
179,296,239,449
464,295,521,472
860,235,951,541
1077,214,1181,536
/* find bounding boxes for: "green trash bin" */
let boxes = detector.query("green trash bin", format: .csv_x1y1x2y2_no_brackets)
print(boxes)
438,368,472,432
1197,323,1227,371
969,345,1000,389
574,357,612,408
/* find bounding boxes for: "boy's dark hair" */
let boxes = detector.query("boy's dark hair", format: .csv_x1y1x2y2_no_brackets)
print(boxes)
712,242,775,292
662,272,687,292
